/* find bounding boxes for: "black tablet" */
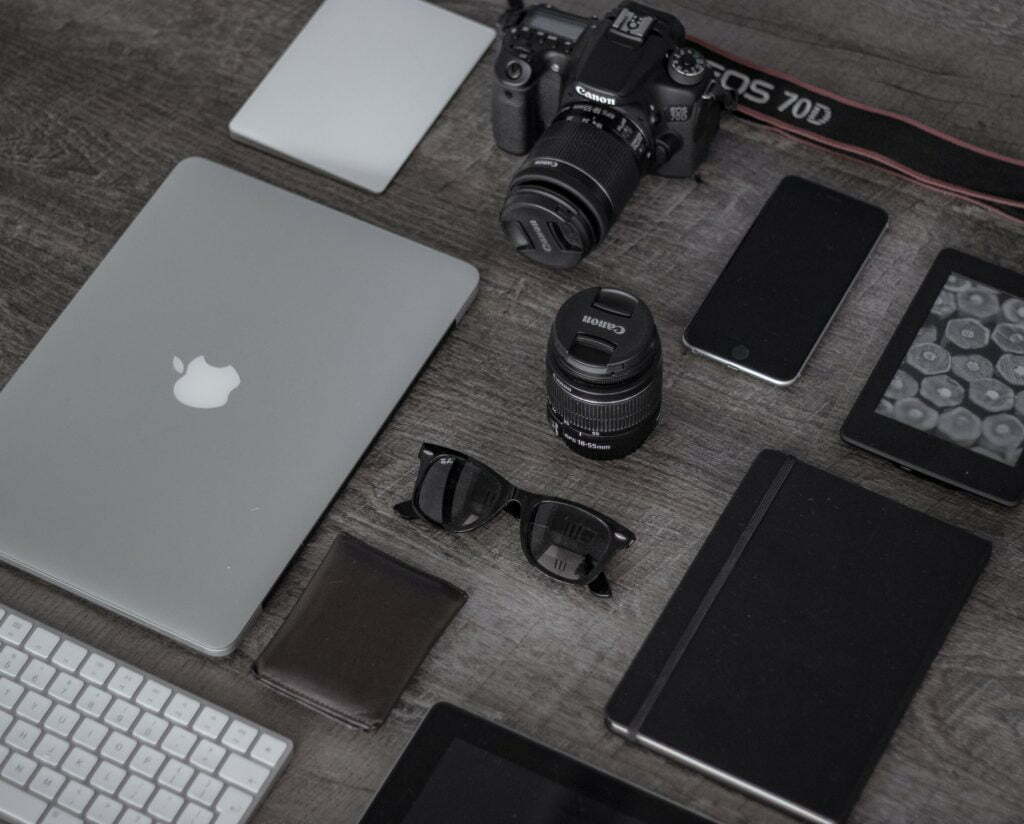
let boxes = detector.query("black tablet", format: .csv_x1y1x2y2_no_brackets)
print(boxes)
843,248,1024,505
357,703,715,824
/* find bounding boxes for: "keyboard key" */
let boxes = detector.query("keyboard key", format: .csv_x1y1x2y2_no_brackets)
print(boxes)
29,765,66,800
23,628,60,661
160,725,196,760
16,691,53,724
0,615,32,646
0,777,47,823
19,660,56,692
57,779,94,814
163,694,199,727
79,655,115,687
146,788,183,822
52,642,88,673
218,753,269,795
63,747,98,781
136,682,171,714
100,731,136,765
0,647,28,678
186,772,223,806
42,809,83,824
215,786,253,822
0,678,25,710
103,699,139,733
33,733,70,767
132,713,168,747
76,686,111,719
2,752,37,786
191,708,227,740
107,668,143,700
90,761,126,796
188,740,225,774
250,733,287,768
48,673,84,705
44,705,80,738
157,758,194,793
118,775,155,809
119,811,152,824
85,794,122,824
0,710,11,737
72,718,108,751
6,719,41,753
128,746,165,780
221,721,257,754
178,802,213,824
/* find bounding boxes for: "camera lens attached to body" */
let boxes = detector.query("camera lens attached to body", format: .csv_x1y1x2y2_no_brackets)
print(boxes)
501,107,647,269
546,287,662,459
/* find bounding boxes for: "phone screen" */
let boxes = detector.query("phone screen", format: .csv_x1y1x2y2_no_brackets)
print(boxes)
685,176,887,384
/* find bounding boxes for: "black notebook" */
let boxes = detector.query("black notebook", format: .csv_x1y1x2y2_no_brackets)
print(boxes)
606,450,990,824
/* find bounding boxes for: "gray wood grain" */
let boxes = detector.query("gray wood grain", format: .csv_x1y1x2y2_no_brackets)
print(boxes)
1,1,1023,822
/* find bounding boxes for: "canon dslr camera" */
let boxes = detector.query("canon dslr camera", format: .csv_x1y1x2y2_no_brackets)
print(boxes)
494,2,733,268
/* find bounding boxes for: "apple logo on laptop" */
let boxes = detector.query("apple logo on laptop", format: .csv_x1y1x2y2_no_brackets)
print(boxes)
172,355,241,409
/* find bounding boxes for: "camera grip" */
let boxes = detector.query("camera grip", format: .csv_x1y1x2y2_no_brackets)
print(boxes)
493,82,541,155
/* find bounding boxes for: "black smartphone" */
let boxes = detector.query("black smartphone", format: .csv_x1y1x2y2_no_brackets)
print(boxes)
684,176,888,385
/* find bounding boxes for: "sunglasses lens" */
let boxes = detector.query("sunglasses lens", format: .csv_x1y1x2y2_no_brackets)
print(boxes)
526,502,611,582
416,455,506,530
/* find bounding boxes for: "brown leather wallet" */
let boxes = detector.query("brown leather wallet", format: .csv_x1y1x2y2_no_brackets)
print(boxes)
254,533,466,730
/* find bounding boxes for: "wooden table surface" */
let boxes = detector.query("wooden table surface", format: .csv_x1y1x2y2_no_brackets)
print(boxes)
2,1,1023,822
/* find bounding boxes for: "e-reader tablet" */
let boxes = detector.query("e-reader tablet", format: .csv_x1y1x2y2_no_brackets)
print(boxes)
358,703,716,824
607,450,990,824
843,248,1024,505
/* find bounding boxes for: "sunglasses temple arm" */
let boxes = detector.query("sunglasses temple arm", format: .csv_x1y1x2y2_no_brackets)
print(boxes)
587,572,612,598
394,500,420,520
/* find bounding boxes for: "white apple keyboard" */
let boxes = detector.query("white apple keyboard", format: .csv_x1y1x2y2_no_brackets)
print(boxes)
0,603,291,824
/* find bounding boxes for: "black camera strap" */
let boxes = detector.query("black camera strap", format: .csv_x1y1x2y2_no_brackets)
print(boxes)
691,36,1024,225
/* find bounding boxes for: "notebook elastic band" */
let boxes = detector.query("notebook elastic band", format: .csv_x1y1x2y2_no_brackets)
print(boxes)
627,456,796,737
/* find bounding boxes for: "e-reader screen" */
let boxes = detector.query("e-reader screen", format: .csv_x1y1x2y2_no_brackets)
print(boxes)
876,272,1024,466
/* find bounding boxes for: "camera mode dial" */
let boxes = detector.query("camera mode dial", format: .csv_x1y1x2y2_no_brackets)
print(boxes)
668,46,707,85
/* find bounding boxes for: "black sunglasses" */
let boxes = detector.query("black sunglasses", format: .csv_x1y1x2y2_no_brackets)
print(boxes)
394,443,635,597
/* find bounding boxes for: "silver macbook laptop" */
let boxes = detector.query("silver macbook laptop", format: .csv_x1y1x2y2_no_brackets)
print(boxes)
0,157,478,656
229,0,493,193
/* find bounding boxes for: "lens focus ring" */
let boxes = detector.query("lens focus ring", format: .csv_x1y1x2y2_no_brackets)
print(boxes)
524,116,642,225
546,361,662,434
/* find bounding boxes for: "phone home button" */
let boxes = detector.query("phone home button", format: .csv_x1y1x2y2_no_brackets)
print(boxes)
731,344,750,361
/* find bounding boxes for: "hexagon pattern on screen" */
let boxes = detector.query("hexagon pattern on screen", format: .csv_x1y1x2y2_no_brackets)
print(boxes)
878,272,1024,466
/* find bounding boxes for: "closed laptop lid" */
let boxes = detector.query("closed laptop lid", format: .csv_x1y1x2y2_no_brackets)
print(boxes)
228,0,493,193
0,157,478,655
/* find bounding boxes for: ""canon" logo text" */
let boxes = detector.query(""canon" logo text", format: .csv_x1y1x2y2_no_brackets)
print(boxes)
575,85,617,106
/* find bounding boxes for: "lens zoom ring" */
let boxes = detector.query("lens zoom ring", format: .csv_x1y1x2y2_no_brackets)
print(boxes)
547,364,662,433
528,118,642,220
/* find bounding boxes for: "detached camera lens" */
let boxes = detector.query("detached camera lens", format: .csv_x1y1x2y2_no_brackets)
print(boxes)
546,287,662,460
